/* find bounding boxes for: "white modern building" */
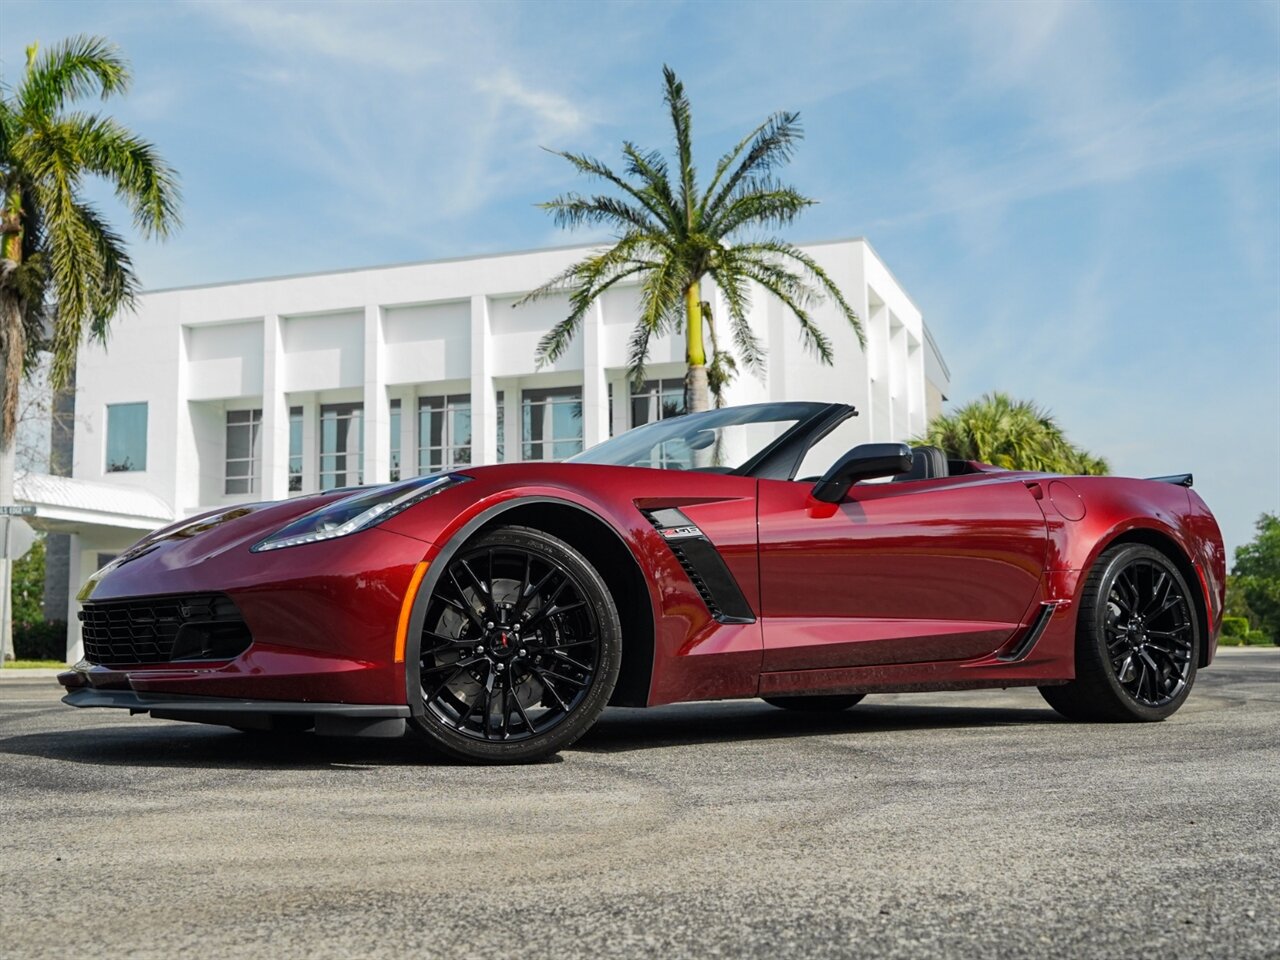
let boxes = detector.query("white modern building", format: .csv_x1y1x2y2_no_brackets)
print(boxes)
17,237,949,661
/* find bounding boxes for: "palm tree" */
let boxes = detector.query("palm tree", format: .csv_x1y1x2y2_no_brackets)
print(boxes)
919,392,1108,475
521,66,862,414
1,35,179,660
1,35,180,464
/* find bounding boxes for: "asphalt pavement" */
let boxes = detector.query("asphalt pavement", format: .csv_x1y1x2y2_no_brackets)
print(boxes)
2,648,1277,959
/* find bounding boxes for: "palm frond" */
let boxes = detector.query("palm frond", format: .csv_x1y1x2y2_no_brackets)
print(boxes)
18,35,130,120
734,240,864,348
544,148,677,232
701,110,803,222
38,193,137,388
701,301,739,408
709,181,815,239
539,193,664,235
62,112,181,237
708,267,764,375
629,252,685,386
620,142,680,230
724,249,833,363
533,260,653,367
521,235,665,366
661,66,696,226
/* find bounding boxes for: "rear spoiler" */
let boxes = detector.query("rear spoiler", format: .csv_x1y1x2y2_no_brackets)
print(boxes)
1148,473,1193,487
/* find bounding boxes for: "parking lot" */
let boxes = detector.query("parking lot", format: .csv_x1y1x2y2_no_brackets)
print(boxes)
2,648,1277,959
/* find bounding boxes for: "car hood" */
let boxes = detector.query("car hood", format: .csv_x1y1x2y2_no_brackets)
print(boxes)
78,493,356,601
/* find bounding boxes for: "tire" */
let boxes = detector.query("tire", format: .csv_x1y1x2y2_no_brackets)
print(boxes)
1040,543,1200,723
763,694,865,712
408,525,622,763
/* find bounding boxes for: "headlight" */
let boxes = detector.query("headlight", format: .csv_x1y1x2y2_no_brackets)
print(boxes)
251,474,468,552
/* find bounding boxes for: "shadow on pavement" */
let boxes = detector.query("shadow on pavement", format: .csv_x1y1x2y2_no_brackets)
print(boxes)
0,699,1061,770
577,701,1061,754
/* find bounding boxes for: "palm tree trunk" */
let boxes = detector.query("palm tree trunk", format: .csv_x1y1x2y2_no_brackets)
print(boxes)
0,274,24,661
683,282,709,415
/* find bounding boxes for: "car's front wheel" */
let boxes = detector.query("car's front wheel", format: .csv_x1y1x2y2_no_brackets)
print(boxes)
408,525,621,763
1040,543,1200,722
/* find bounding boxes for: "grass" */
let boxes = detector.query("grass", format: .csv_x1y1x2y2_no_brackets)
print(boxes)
2,659,66,670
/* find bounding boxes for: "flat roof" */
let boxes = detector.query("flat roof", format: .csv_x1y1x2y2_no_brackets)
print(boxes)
143,235,874,295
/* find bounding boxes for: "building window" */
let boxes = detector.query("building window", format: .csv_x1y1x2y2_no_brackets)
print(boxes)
320,403,363,491
105,402,148,472
630,378,686,428
225,408,263,495
418,394,471,473
390,399,402,482
288,406,303,492
496,391,505,462
522,387,582,461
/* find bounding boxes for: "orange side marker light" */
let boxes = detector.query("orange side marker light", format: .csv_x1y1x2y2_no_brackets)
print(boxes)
394,561,430,663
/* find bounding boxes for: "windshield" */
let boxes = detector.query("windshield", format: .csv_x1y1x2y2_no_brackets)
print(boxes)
569,402,826,472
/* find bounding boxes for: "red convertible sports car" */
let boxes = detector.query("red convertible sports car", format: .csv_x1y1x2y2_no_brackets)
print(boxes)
60,401,1226,763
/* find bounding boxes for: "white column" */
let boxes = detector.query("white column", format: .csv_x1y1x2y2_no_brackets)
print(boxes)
581,300,608,450
610,373,628,436
65,533,83,663
362,304,389,484
470,296,496,465
300,393,319,493
260,313,289,500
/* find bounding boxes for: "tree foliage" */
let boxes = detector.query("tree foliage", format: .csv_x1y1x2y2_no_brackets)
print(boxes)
919,392,1109,475
1232,513,1280,643
10,532,44,625
1,35,180,448
522,66,861,414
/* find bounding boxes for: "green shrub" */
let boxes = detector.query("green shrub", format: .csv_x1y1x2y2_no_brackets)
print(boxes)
13,620,67,661
1221,616,1250,639
1218,633,1244,646
1245,630,1275,646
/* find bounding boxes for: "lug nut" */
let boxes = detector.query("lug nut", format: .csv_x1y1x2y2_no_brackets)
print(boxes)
518,648,526,657
495,663,505,672
476,644,485,653
486,621,495,630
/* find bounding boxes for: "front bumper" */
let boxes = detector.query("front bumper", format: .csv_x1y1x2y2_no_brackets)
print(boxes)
61,682,409,737
67,526,432,706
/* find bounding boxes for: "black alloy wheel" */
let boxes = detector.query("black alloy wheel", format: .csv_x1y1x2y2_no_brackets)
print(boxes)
408,525,621,763
1040,543,1200,722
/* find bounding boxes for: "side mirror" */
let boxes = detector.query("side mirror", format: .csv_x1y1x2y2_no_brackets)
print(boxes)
812,443,914,503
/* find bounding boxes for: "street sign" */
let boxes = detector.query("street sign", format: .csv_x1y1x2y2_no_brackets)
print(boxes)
0,505,35,516
1,516,37,561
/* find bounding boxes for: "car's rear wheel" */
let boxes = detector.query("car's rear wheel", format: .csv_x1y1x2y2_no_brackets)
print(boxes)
1040,543,1200,722
408,525,621,763
762,694,865,712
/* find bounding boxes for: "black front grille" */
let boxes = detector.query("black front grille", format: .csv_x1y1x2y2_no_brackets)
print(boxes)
79,593,251,666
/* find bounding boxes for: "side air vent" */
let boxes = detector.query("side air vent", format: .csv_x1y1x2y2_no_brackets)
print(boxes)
998,602,1058,663
642,508,755,624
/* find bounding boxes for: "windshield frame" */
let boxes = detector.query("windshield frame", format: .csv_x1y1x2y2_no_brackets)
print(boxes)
567,401,856,480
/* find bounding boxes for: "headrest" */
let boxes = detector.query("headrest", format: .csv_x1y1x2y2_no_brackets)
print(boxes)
893,445,948,482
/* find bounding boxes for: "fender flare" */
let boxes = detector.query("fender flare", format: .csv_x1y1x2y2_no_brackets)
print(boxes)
401,495,647,715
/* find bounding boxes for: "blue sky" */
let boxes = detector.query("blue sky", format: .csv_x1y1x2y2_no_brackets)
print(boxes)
3,0,1278,556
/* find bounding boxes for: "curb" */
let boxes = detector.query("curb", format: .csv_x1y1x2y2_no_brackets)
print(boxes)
0,668,66,680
